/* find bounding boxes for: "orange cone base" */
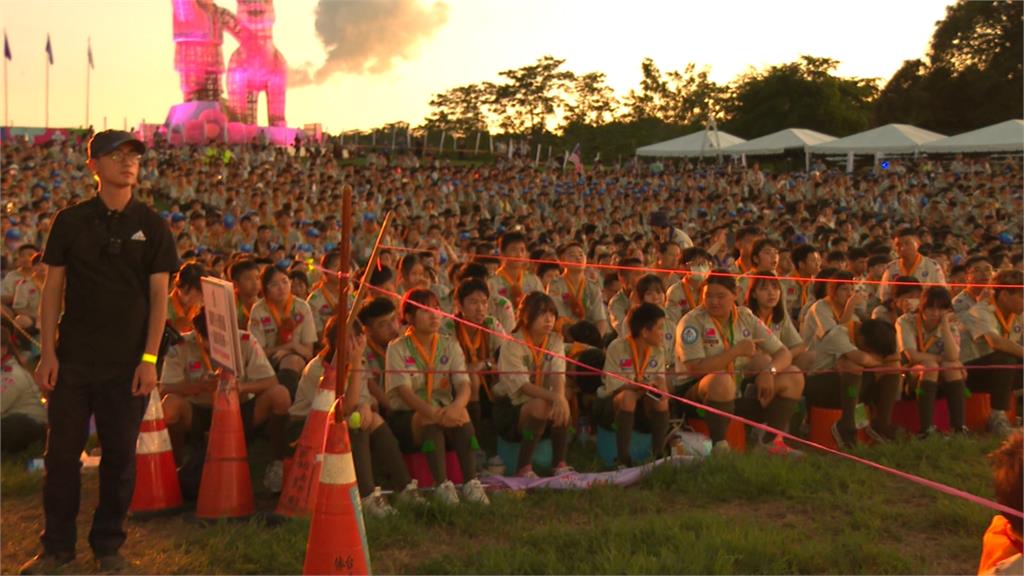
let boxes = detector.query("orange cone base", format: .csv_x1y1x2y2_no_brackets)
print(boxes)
130,450,184,515
276,407,331,517
196,382,254,520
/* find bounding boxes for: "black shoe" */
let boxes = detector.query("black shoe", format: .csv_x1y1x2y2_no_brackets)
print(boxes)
96,553,126,573
830,421,856,449
20,553,73,575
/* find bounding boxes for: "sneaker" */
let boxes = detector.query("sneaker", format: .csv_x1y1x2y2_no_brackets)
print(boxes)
711,440,731,455
96,553,127,574
361,487,397,518
434,480,460,506
988,411,1014,437
830,421,856,449
461,478,490,505
552,462,575,476
262,459,284,493
397,479,426,505
864,425,889,444
917,425,940,440
762,436,804,459
953,425,971,435
516,466,540,479
20,553,73,575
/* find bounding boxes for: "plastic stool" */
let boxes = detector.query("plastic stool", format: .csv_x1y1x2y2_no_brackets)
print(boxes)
965,392,992,431
891,398,951,434
595,426,652,466
808,407,872,448
687,418,746,452
496,437,553,475
401,451,464,488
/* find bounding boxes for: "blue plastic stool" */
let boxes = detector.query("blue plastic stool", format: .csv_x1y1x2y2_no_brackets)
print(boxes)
596,426,652,467
496,436,553,475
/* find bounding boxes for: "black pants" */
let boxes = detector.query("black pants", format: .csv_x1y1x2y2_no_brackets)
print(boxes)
1,413,46,454
42,362,148,558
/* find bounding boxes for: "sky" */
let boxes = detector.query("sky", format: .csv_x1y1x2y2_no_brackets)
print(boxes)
0,0,953,133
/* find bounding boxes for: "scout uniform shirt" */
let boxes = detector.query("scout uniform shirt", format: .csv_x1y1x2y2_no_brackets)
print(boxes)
781,278,813,321
160,330,275,406
665,278,701,332
895,312,959,359
807,322,860,374
952,290,981,314
546,273,607,329
166,290,199,335
306,283,355,339
960,300,1023,362
755,310,803,350
290,355,370,419
608,290,632,335
598,336,667,399
488,267,544,308
1,269,30,301
878,254,946,301
1,354,46,423
11,276,42,320
385,330,470,411
493,330,566,406
248,295,318,352
441,315,506,367
489,292,516,332
802,297,845,346
675,305,784,387
954,290,983,361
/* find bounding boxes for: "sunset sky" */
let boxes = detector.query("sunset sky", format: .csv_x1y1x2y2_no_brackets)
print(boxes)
0,0,952,132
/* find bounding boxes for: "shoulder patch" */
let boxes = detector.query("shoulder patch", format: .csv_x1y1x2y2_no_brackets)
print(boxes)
682,326,698,344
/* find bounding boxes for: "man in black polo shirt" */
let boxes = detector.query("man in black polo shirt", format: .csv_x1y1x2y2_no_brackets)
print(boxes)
21,131,178,574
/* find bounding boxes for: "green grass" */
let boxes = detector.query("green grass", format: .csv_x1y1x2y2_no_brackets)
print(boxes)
1,435,1003,574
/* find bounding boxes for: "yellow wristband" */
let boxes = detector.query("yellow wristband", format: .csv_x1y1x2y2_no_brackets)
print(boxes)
141,353,158,365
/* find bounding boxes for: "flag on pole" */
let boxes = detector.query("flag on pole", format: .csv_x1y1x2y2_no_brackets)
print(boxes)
568,143,584,177
88,38,94,69
4,31,11,61
45,34,53,64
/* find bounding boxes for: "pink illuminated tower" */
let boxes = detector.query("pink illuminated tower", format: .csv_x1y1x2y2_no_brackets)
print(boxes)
172,0,242,102
226,0,288,126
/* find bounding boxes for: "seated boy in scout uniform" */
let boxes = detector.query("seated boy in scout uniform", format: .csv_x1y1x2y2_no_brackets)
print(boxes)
160,308,293,493
598,302,671,467
488,232,544,311
675,273,801,455
608,257,643,336
384,288,489,506
546,242,610,337
894,286,967,436
960,269,1024,436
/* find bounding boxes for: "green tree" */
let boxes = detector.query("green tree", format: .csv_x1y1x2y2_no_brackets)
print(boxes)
490,55,575,135
424,83,492,137
622,58,670,122
563,72,618,128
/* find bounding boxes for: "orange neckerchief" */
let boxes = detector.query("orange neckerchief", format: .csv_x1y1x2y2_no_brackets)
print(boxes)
406,327,439,403
192,330,214,373
456,318,487,365
915,313,939,353
709,307,737,376
523,331,550,388
681,278,698,311
563,272,586,319
992,298,1017,338
317,282,338,309
498,266,525,304
899,253,922,278
267,294,295,343
170,290,197,323
798,278,812,307
626,336,653,383
824,296,844,323
758,309,774,328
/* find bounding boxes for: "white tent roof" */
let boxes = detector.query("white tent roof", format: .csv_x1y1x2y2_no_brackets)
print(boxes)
808,123,945,154
636,129,746,157
917,119,1024,153
722,128,836,155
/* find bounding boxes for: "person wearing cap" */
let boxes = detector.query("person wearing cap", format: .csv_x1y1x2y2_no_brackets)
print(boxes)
24,131,178,574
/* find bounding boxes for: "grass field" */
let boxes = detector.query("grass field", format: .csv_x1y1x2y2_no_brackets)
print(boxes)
0,434,1002,575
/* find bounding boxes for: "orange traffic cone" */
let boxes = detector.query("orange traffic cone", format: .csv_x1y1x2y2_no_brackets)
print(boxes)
196,374,254,520
277,363,336,517
303,409,371,575
130,389,183,515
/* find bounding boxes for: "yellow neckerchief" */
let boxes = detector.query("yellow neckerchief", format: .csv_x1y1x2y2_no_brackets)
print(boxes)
915,313,939,353
405,327,439,403
757,308,775,330
522,330,550,388
992,298,1016,338
899,253,922,278
456,316,487,365
626,336,653,383
563,271,587,319
708,306,737,376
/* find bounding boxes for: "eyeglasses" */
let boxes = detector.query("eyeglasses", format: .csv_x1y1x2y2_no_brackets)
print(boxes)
107,151,142,164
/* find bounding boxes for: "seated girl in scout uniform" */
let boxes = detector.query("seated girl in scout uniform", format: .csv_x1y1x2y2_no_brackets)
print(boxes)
248,266,318,402
306,250,346,341
384,288,489,506
291,316,418,517
665,248,712,333
167,261,205,335
441,277,507,444
597,302,670,467
746,272,812,386
546,242,610,337
895,286,967,437
802,270,868,350
631,274,677,385
493,292,571,478
160,308,293,493
960,269,1024,437
675,273,800,455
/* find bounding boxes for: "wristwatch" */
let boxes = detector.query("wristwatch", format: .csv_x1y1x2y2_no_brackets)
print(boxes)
766,366,778,376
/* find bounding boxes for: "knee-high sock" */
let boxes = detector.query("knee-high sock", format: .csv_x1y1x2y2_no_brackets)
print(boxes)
370,424,410,491
945,380,966,429
517,415,547,472
277,369,301,403
839,372,862,433
449,422,476,480
917,380,938,431
872,375,902,435
648,410,669,457
467,401,482,442
763,397,798,443
168,421,187,468
350,428,375,498
420,424,447,484
550,425,568,466
706,401,735,445
615,409,635,465
268,413,289,460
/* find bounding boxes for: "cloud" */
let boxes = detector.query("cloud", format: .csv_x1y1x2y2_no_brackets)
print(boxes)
290,0,449,86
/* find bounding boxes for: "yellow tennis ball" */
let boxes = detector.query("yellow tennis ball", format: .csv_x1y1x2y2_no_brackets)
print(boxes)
348,411,362,430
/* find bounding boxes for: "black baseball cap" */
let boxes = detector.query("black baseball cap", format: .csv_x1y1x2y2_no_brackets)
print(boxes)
87,130,145,160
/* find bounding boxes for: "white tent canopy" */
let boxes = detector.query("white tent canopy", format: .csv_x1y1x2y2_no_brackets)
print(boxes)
917,119,1024,153
722,128,836,155
636,129,746,157
808,123,945,155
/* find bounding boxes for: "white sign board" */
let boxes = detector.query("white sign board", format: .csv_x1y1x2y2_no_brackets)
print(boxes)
201,276,243,377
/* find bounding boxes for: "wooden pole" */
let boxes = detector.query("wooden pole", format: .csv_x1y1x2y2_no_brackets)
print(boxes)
334,184,353,420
